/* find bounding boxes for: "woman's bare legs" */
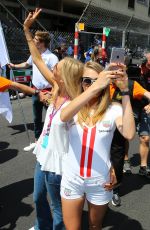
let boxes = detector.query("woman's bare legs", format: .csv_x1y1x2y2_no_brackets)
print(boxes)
88,201,108,230
61,197,85,230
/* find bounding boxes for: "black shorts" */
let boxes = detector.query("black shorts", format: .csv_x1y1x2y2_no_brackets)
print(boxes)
110,129,126,184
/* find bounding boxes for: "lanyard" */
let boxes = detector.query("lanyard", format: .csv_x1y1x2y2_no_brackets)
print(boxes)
45,97,68,135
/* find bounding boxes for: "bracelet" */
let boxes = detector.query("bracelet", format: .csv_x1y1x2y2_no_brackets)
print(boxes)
120,91,130,96
34,89,40,96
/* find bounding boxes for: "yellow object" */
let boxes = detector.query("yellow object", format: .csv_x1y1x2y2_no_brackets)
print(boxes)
79,23,84,31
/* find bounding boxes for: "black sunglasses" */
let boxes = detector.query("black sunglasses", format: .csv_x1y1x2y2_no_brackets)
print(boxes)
82,77,97,85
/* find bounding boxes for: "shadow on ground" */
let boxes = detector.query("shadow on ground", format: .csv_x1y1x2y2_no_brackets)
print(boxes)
0,178,34,230
0,142,9,151
119,153,150,196
9,123,34,135
120,173,150,197
0,149,18,164
82,207,143,230
103,207,143,230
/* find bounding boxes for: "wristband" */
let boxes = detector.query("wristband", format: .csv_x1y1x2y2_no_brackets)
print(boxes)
120,91,130,96
34,89,40,96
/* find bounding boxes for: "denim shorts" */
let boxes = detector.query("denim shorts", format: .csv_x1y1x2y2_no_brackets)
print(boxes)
61,174,113,205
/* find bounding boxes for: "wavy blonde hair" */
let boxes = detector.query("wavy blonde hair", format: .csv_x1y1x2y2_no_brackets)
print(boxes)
78,61,111,126
47,57,83,105
60,57,84,99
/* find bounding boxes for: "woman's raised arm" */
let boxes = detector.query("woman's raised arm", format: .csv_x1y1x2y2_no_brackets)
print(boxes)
114,66,135,140
23,8,57,90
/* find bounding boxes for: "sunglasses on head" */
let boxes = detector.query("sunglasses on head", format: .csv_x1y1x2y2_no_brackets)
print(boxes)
82,77,97,85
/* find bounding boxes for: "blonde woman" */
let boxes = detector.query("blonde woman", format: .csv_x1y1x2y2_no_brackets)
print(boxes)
23,10,84,230
59,62,135,230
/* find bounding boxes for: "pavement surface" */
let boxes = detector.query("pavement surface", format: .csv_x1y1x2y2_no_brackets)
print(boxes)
0,97,150,230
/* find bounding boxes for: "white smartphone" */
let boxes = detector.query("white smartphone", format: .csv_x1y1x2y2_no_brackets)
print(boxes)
110,47,125,64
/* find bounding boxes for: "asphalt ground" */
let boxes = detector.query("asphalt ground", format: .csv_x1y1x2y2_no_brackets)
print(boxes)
0,97,150,230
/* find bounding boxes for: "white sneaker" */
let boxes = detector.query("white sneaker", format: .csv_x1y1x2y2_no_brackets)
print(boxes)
10,95,17,100
28,227,35,230
19,92,26,99
23,143,36,152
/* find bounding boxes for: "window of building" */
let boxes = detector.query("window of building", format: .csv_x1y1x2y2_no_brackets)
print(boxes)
137,0,148,6
128,0,135,9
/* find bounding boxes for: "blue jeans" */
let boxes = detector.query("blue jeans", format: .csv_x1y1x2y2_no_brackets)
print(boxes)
34,162,65,230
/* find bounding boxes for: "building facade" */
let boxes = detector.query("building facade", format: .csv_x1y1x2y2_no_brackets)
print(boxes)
0,0,85,31
0,0,150,31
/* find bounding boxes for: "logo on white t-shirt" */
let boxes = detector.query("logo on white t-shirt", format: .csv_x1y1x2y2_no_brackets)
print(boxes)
102,120,111,128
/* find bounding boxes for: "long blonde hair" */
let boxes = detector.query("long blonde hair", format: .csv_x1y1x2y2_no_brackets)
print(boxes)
48,57,83,105
60,57,84,99
78,61,111,126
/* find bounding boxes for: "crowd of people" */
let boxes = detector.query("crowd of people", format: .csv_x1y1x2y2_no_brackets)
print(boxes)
1,7,150,230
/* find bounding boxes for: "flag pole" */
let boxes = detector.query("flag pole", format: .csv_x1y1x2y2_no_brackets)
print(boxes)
0,21,31,145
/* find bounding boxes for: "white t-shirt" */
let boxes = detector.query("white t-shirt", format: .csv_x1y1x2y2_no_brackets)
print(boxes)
60,104,123,179
27,49,58,89
33,101,69,175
